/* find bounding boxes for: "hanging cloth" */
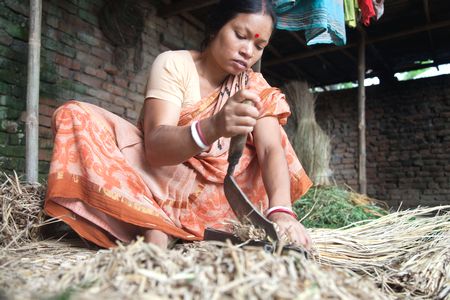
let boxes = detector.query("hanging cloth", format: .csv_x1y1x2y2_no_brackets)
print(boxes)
373,0,384,20
273,0,298,13
274,0,347,46
358,0,375,26
344,0,358,28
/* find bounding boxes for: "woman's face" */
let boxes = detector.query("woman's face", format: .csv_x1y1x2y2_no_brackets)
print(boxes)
209,13,273,75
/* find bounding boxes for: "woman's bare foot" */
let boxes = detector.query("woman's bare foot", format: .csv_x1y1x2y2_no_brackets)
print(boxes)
143,229,171,249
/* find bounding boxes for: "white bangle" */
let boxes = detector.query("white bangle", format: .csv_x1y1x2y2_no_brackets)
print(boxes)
265,205,295,217
190,121,208,150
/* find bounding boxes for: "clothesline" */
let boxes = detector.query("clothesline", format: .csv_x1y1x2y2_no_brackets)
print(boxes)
273,0,385,46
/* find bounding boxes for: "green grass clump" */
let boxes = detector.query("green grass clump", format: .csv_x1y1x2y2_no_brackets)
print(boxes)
293,186,389,229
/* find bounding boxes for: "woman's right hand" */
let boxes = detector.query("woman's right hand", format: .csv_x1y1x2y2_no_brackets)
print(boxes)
212,89,262,138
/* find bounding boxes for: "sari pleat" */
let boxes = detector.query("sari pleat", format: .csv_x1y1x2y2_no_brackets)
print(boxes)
44,70,312,248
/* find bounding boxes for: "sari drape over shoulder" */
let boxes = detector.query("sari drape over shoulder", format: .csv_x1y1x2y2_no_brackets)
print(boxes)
44,70,312,248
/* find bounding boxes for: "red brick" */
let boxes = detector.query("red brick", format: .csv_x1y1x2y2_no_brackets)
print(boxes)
39,126,53,139
76,51,103,68
102,82,126,97
72,60,81,71
113,96,133,109
58,65,71,78
40,98,58,107
46,15,59,29
104,63,119,75
85,66,107,80
126,109,138,120
39,138,54,149
39,115,52,128
100,101,125,115
54,53,80,70
55,53,73,69
39,149,53,161
93,27,104,39
65,14,91,32
136,83,146,94
73,43,90,53
128,83,138,92
74,73,103,89
114,77,128,88
86,88,112,102
39,104,56,117
91,46,112,61
127,91,144,103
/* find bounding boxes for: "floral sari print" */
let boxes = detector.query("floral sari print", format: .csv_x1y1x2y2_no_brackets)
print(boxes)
44,69,312,248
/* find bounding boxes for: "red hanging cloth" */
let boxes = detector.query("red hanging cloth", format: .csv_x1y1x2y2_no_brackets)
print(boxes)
358,0,375,26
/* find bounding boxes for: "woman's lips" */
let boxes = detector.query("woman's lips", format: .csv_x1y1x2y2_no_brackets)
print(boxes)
232,59,248,70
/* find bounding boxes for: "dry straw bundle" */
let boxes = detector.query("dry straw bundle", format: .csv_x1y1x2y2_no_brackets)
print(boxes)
1,207,448,300
283,81,332,185
1,238,388,300
1,175,449,299
0,172,48,248
311,206,450,299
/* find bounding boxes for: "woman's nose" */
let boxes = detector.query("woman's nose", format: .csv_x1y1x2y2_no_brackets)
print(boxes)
239,42,253,59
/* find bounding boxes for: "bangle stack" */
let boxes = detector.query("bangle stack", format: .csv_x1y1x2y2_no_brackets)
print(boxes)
190,120,209,150
265,206,297,219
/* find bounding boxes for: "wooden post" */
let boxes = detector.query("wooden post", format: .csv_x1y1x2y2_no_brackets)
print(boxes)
25,0,42,184
357,28,367,194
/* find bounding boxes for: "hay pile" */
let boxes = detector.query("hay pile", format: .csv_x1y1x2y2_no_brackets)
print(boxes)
283,81,332,185
1,239,388,300
312,206,450,298
294,186,388,229
0,172,47,248
1,174,449,300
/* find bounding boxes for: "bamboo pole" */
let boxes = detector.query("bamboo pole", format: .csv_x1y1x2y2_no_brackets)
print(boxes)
357,28,367,194
25,0,42,184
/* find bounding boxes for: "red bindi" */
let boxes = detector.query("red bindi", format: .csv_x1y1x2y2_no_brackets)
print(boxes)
255,33,260,38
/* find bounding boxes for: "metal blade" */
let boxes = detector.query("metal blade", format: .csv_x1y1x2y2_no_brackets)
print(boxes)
224,175,279,241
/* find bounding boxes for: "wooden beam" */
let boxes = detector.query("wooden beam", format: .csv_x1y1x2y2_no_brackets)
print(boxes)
159,0,218,18
288,31,344,76
339,49,357,63
265,44,320,85
181,12,205,31
265,19,450,67
357,28,367,195
262,68,288,82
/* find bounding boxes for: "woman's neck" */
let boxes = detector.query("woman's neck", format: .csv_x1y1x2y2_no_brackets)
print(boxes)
196,48,229,89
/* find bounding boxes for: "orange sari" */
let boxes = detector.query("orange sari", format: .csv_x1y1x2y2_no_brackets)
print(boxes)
44,70,312,248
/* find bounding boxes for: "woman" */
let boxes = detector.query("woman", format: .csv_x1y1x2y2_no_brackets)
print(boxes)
44,0,313,250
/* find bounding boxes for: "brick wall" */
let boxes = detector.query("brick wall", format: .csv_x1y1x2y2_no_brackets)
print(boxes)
0,0,203,180
316,75,450,208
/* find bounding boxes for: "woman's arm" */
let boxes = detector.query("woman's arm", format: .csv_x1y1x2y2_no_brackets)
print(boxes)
253,117,291,207
142,89,261,166
253,116,311,249
142,98,219,166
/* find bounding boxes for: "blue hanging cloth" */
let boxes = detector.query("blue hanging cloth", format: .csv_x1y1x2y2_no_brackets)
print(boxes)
274,0,347,46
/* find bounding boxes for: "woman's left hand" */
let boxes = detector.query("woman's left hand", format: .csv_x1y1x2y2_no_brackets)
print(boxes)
268,212,312,250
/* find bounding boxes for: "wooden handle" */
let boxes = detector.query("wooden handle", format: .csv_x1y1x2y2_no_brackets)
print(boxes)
226,100,254,176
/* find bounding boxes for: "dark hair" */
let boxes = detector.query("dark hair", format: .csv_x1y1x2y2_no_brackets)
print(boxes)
201,0,277,50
